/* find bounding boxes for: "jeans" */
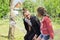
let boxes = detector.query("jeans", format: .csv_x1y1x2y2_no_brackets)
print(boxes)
39,34,50,40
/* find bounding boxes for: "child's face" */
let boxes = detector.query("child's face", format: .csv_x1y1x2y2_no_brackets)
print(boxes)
24,11,30,19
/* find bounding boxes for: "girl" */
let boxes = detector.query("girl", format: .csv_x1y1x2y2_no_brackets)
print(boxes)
36,7,54,40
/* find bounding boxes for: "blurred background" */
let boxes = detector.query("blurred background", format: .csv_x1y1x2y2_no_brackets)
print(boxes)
0,0,60,40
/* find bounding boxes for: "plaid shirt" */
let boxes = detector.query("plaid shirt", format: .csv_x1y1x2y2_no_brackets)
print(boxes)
40,16,54,39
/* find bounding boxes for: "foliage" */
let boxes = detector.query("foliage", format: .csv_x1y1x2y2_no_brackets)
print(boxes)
23,0,60,18
0,0,60,22
43,0,60,17
0,0,9,18
23,0,38,13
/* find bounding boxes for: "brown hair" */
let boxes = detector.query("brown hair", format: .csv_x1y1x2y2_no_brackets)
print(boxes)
37,7,47,16
22,8,28,15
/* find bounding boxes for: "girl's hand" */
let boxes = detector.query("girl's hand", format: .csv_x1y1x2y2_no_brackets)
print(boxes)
36,36,41,40
33,34,37,40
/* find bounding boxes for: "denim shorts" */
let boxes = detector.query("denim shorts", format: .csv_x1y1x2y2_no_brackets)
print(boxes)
39,34,50,40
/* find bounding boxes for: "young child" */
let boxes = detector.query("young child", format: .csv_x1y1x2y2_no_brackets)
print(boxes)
36,7,54,40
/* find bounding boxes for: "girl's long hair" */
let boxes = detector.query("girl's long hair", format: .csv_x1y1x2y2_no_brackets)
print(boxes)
37,7,49,17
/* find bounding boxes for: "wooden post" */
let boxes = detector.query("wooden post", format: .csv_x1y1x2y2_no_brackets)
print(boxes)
8,0,15,40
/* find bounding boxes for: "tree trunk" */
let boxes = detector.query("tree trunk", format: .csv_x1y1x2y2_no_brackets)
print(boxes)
8,0,15,40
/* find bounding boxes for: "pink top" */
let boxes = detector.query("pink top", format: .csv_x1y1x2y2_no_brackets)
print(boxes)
40,16,54,39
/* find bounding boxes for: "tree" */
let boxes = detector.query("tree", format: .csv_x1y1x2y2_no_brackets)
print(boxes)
43,0,60,18
23,0,37,13
0,0,9,19
8,0,15,40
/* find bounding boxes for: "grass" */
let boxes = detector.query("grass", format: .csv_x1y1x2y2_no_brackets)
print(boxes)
0,19,25,40
0,19,60,40
53,22,60,40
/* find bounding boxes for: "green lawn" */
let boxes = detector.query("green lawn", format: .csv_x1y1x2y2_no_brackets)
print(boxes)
53,22,60,40
0,19,60,40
